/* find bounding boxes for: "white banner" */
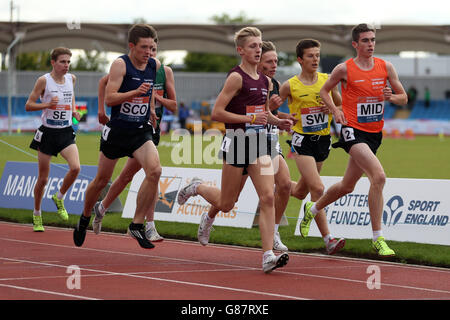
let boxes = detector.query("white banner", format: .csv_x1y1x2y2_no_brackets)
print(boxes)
122,166,259,228
295,176,450,246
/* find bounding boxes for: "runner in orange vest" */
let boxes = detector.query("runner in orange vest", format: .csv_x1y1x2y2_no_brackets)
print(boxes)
303,24,407,257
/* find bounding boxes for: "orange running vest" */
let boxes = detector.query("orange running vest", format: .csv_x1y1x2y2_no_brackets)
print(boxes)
342,57,388,133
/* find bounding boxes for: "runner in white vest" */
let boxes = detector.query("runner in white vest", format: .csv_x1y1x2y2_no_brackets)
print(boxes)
26,47,81,232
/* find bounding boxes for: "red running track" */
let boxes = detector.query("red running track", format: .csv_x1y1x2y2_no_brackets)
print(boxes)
0,221,449,301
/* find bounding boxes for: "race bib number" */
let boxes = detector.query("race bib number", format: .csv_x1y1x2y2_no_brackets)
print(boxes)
291,132,305,147
245,105,265,132
34,129,43,142
46,104,71,126
357,96,384,123
119,96,150,122
342,127,355,142
102,125,111,141
301,106,328,133
220,136,232,153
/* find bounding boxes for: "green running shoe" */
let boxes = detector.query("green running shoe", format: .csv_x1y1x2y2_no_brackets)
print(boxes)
372,236,395,257
33,215,45,232
300,201,315,238
52,193,69,221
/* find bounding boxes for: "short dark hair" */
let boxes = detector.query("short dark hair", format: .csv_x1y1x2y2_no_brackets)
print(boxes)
295,39,321,58
351,23,375,42
51,47,72,61
262,41,276,55
128,24,158,45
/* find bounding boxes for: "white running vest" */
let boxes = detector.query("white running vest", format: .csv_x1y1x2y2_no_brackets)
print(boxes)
40,73,74,128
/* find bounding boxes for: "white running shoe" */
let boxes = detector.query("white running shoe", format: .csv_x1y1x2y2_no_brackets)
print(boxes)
197,212,214,246
262,252,289,274
273,231,288,252
177,177,203,205
326,237,346,255
92,201,104,235
145,224,164,242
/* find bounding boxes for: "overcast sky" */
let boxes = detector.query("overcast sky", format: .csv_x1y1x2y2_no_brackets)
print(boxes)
2,0,449,25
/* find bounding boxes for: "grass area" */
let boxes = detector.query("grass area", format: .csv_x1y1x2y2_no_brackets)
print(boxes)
1,132,450,268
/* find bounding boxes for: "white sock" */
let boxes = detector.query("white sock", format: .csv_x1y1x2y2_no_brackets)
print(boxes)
146,221,155,229
263,250,274,260
323,234,332,245
206,214,215,222
57,191,64,200
274,224,279,233
311,203,319,215
373,230,383,242
33,210,41,216
98,201,107,216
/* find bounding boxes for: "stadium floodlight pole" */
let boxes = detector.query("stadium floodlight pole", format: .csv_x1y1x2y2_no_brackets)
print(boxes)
6,31,25,135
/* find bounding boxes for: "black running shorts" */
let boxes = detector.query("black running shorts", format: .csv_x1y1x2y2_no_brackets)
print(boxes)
291,132,331,162
30,125,76,157
332,126,382,155
100,123,154,159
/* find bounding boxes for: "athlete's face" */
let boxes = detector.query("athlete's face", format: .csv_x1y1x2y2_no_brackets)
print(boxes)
150,43,158,58
51,54,71,75
258,50,278,78
238,36,262,64
298,47,320,73
130,37,157,64
353,31,376,57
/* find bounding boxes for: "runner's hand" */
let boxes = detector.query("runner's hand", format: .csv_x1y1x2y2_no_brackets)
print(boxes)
149,108,158,128
98,113,110,125
135,82,151,96
277,118,293,131
254,111,268,125
383,85,393,102
333,109,347,125
48,96,59,108
269,94,283,111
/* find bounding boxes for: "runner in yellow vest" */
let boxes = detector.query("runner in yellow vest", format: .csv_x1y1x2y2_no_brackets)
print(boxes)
277,39,345,254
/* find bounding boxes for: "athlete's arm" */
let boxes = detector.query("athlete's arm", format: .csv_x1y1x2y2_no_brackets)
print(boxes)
71,74,81,122
268,79,283,112
266,78,293,131
155,66,177,113
25,76,57,111
97,74,110,125
384,62,408,106
320,63,347,125
105,58,150,106
211,72,267,125
331,85,342,110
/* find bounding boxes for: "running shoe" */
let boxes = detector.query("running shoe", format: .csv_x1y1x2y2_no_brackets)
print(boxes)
197,212,214,246
372,236,395,257
326,237,346,255
92,201,104,235
52,193,69,221
145,224,164,242
73,214,91,247
262,252,289,274
300,201,315,238
33,215,45,232
273,231,288,252
128,223,155,249
177,177,203,205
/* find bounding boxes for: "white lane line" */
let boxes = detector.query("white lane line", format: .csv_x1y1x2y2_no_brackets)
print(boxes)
0,283,100,300
0,257,307,300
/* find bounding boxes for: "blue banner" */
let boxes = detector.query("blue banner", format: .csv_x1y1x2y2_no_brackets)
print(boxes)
0,161,97,215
